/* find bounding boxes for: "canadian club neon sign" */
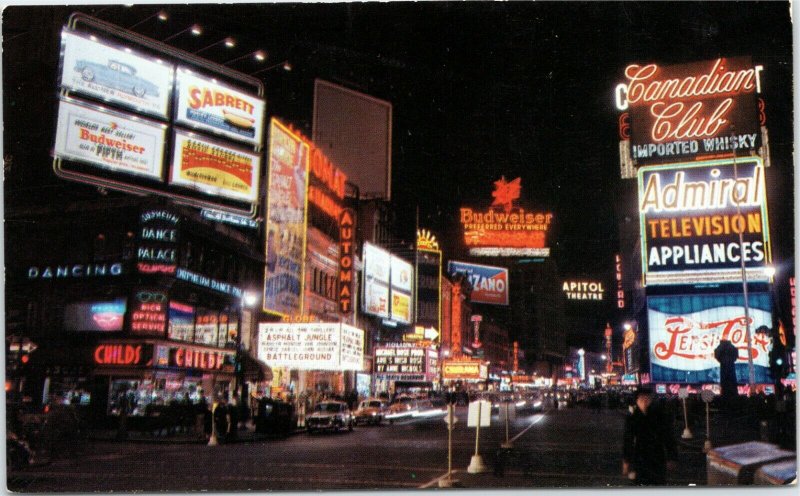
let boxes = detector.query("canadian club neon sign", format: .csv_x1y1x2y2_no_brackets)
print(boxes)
460,177,553,257
616,57,763,164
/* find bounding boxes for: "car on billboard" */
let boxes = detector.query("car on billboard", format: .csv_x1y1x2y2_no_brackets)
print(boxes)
74,59,160,98
306,401,354,433
353,398,388,426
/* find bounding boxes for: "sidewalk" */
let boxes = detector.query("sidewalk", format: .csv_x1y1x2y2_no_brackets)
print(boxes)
87,423,304,444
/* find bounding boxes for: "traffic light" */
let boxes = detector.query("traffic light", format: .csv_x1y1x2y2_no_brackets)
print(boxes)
769,340,788,379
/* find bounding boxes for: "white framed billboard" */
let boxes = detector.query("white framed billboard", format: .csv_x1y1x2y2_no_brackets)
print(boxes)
257,323,364,371
174,67,266,146
391,291,412,323
169,131,261,203
60,30,173,118
364,242,390,284
365,282,390,318
340,324,365,371
54,98,167,179
391,255,413,292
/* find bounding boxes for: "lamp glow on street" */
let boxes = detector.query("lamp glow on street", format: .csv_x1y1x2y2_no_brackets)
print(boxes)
624,323,632,331
601,354,607,360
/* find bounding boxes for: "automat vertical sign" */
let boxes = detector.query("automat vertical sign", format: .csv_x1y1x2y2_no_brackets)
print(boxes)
338,208,355,315
263,119,309,316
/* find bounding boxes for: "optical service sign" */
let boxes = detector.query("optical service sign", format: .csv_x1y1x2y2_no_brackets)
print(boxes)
175,69,265,146
648,293,773,384
617,57,762,165
60,30,173,118
55,99,167,179
448,261,509,306
638,157,770,285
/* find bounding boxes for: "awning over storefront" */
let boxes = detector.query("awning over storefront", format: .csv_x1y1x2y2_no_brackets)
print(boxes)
242,350,272,382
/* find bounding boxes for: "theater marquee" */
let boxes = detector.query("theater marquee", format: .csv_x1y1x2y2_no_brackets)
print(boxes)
638,156,771,285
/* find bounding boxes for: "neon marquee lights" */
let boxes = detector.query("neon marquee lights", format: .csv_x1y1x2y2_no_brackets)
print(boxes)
616,57,763,165
460,177,553,257
639,165,764,213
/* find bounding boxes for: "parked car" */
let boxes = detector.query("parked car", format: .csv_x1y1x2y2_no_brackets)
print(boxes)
353,398,388,426
306,401,354,433
74,59,160,98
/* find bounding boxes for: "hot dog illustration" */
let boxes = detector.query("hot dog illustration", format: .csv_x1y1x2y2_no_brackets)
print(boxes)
222,109,256,129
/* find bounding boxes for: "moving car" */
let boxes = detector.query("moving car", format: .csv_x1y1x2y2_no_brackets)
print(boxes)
353,398,388,426
74,59,160,98
385,395,418,423
306,401,354,433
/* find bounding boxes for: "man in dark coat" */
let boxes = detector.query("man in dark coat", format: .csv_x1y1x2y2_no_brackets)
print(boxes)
622,387,678,485
714,339,739,404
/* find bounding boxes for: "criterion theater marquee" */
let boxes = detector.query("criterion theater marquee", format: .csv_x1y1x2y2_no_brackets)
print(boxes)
460,176,553,257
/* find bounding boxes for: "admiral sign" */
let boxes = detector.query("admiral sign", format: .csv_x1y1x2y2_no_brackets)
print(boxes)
648,293,773,384
448,261,509,306
175,68,265,146
616,57,763,165
460,177,553,257
638,157,771,285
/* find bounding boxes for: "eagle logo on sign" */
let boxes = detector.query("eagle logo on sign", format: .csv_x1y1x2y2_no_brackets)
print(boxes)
491,176,521,213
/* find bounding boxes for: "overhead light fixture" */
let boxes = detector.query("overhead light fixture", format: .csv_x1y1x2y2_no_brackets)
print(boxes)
224,50,267,66
128,9,170,30
162,24,203,42
193,36,237,55
249,59,293,76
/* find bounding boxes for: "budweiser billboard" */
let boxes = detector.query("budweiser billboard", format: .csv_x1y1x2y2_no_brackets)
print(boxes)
647,293,773,384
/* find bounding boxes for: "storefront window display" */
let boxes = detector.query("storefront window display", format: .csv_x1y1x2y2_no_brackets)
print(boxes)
168,301,195,342
107,375,210,416
194,310,218,346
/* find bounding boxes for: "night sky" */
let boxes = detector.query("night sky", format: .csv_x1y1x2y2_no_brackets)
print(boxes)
3,2,795,347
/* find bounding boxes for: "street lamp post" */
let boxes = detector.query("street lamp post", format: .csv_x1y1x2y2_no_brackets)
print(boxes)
234,291,259,398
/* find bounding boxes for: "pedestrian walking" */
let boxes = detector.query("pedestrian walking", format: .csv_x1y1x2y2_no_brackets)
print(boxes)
622,386,678,485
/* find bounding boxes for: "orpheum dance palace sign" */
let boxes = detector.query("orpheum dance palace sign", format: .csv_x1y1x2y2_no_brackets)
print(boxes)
638,156,771,285
460,177,553,257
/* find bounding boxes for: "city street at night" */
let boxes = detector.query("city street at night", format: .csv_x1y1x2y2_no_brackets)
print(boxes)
3,1,797,492
8,403,712,492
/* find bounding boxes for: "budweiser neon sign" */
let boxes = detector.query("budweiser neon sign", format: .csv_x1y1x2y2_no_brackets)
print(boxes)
460,177,553,256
